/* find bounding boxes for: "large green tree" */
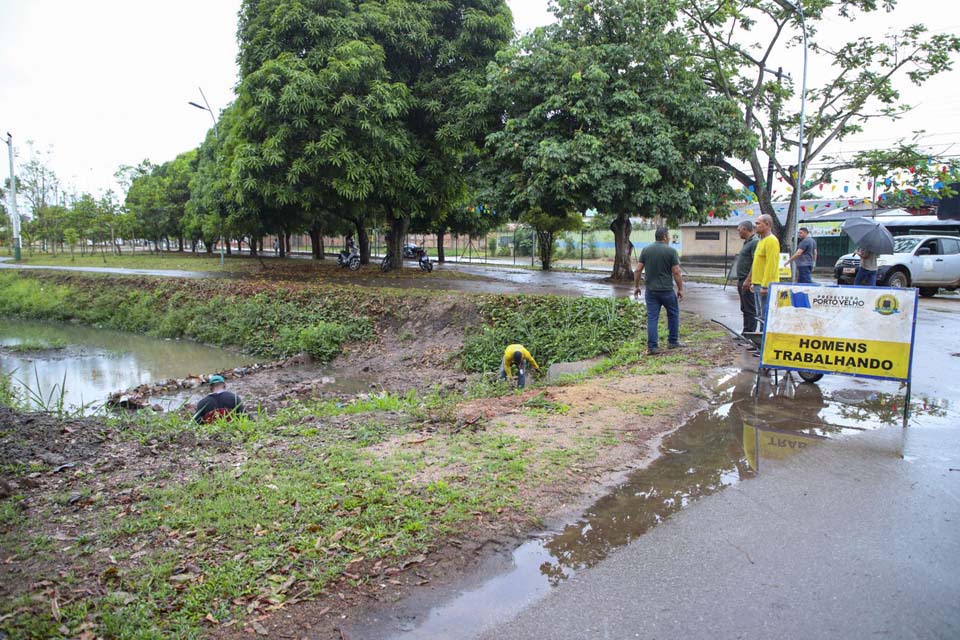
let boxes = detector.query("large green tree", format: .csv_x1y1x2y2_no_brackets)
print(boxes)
234,0,513,270
484,0,751,277
682,0,960,250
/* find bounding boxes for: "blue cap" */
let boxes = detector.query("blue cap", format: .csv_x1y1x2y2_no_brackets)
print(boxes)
208,375,226,385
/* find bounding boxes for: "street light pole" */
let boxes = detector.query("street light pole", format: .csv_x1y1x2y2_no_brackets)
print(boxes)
786,0,808,267
189,88,223,269
4,133,21,261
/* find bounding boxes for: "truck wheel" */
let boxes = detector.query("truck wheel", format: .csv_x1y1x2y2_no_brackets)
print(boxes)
798,371,824,383
885,270,909,288
919,287,938,298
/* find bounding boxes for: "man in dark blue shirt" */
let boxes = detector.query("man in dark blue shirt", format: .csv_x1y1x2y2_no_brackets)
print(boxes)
193,375,245,424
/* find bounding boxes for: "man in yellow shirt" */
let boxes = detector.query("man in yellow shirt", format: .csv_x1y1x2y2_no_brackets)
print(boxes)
500,344,540,388
743,214,781,328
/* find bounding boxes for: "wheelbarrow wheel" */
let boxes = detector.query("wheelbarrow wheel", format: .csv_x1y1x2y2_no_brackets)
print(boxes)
798,370,824,383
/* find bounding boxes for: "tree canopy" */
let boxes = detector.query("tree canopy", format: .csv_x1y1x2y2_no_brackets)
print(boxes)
483,0,753,275
682,0,960,249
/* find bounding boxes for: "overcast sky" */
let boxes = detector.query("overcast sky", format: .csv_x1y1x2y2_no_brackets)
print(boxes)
0,0,957,202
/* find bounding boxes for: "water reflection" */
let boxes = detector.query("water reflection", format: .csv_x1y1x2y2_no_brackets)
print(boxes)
0,318,251,413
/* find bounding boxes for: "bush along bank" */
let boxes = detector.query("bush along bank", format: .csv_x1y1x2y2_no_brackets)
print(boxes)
0,272,646,370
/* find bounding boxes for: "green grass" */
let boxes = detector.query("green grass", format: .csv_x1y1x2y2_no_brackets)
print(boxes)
17,252,256,273
4,337,67,352
0,389,607,638
0,272,380,360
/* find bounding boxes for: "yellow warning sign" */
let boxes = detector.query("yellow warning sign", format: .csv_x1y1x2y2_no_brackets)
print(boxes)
761,284,917,382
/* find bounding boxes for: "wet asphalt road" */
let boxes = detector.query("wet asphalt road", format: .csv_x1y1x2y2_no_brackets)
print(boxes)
473,421,959,640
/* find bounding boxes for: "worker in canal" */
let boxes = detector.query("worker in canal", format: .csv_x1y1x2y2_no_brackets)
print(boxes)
499,344,541,389
193,374,245,424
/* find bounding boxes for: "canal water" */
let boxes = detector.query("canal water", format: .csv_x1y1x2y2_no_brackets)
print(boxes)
0,318,251,414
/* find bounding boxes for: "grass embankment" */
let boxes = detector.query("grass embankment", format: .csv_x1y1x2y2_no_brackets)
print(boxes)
0,270,717,639
10,252,487,282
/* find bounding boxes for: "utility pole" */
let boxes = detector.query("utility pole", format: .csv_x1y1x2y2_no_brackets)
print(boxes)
189,88,223,268
782,0,808,267
5,133,21,261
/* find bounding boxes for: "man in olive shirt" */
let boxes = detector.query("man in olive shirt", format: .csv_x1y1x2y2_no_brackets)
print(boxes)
634,227,684,355
743,214,781,328
735,220,759,333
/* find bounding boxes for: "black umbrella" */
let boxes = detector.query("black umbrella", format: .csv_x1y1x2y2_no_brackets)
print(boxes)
841,217,895,254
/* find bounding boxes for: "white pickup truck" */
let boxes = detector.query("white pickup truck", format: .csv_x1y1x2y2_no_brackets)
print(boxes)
833,234,960,297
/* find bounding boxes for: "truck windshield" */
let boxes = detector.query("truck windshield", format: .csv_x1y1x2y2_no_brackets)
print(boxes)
893,237,922,254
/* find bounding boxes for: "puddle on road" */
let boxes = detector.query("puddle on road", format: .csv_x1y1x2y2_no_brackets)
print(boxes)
360,367,951,640
0,318,252,414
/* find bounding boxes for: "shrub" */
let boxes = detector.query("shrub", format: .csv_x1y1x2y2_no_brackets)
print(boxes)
461,296,645,372
299,322,350,362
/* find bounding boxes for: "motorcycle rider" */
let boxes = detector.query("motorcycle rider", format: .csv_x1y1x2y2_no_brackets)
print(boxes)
339,235,360,268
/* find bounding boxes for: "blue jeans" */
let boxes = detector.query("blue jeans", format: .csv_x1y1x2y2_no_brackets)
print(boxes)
499,362,527,388
645,289,680,350
796,265,813,284
854,268,877,286
754,289,769,329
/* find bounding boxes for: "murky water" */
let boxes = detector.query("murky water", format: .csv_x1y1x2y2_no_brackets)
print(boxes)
357,365,951,639
0,318,252,413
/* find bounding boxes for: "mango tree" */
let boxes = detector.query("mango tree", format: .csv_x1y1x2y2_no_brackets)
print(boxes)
484,0,749,277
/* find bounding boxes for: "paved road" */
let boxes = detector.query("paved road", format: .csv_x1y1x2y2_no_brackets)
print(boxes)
474,421,959,640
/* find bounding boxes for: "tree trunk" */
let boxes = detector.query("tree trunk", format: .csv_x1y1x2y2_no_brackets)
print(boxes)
355,220,370,264
250,237,258,258
383,210,408,271
436,228,446,263
191,239,198,253
285,233,293,256
536,229,554,271
309,222,324,259
177,235,184,252
609,213,634,281
226,239,232,256
205,241,213,254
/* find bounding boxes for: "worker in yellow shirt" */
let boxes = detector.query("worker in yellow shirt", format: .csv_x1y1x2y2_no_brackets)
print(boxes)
743,214,781,328
499,344,540,388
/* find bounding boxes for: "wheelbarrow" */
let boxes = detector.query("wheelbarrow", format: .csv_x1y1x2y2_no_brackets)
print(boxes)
711,319,824,383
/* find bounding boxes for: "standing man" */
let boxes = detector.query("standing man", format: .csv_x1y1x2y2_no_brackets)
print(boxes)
735,221,759,334
744,214,781,328
634,227,684,355
786,226,817,283
853,247,878,286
